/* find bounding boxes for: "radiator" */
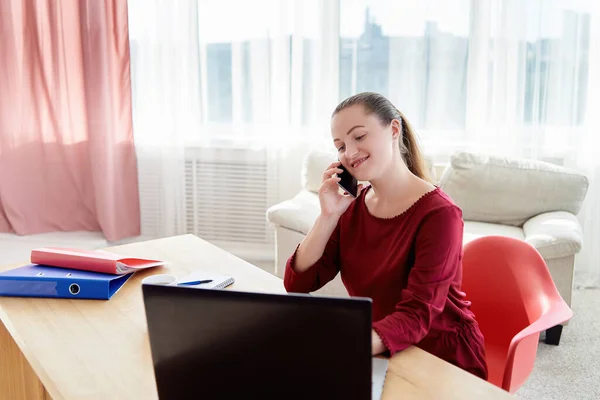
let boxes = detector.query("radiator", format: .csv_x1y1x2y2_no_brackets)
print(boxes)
184,146,278,261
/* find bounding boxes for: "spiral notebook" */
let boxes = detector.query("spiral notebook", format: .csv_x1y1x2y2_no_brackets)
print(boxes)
178,271,235,290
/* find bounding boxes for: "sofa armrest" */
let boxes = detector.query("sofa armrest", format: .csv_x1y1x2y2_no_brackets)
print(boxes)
266,190,320,235
523,211,583,260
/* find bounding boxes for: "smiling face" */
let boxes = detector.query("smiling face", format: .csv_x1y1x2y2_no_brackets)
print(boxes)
331,104,401,182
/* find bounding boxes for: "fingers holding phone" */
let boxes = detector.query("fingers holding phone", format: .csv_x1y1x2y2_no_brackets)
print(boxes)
321,161,343,183
318,161,362,218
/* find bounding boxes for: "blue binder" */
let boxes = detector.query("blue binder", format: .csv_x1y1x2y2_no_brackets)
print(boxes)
0,264,133,300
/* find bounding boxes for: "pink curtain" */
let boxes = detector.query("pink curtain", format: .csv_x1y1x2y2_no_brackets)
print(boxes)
0,0,140,241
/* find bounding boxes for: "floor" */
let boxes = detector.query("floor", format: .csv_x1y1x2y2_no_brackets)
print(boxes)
2,232,599,399
515,287,600,399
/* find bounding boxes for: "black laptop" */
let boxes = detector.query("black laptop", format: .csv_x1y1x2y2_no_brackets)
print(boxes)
142,284,387,399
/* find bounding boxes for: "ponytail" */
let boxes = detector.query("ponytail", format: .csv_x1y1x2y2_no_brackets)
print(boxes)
397,110,432,183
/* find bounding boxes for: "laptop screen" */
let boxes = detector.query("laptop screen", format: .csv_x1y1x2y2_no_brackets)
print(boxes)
142,284,373,399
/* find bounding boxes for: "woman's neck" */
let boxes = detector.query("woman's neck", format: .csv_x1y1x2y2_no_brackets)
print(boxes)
368,153,417,202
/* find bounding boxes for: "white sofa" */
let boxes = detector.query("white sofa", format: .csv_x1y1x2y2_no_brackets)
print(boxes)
266,150,589,343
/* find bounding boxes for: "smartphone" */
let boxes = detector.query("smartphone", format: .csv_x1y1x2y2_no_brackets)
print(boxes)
337,162,359,198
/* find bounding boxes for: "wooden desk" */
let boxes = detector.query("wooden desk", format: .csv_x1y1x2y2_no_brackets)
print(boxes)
0,234,513,399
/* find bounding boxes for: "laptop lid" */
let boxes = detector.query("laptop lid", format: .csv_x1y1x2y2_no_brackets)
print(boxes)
142,284,373,399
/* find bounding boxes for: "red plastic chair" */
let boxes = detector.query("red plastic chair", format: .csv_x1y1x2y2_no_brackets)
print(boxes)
461,236,573,393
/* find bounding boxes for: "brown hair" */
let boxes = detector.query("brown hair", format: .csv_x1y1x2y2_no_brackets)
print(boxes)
332,92,432,183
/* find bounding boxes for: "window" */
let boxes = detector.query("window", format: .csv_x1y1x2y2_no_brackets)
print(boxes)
521,10,590,126
129,0,593,155
194,0,324,142
339,0,471,131
338,0,592,159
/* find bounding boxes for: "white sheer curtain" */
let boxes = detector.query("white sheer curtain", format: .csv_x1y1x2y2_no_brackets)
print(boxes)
127,0,338,239
128,0,201,239
464,0,594,157
573,2,600,288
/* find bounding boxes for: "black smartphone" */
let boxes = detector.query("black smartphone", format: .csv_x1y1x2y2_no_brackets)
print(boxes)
337,162,358,198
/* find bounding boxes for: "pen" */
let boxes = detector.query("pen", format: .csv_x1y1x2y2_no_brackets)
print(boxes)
178,279,213,286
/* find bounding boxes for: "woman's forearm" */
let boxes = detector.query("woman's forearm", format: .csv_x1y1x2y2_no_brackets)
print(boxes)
293,214,339,273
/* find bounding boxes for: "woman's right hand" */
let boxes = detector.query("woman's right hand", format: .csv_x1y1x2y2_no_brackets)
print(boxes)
318,161,363,219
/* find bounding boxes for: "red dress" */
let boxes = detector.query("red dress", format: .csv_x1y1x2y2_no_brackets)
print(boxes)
284,186,488,380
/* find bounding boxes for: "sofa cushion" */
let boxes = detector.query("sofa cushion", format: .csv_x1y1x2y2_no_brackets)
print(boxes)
463,221,525,245
463,215,581,260
439,151,589,226
302,150,337,193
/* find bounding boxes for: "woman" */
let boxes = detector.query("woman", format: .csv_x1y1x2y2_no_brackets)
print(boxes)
284,92,488,380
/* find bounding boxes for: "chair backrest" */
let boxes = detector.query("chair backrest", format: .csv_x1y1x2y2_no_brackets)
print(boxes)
461,236,565,391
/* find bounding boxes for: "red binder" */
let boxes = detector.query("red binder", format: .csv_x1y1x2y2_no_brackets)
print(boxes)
30,247,164,275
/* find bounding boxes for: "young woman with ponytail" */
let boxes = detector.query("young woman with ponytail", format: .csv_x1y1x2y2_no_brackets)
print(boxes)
284,92,488,380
